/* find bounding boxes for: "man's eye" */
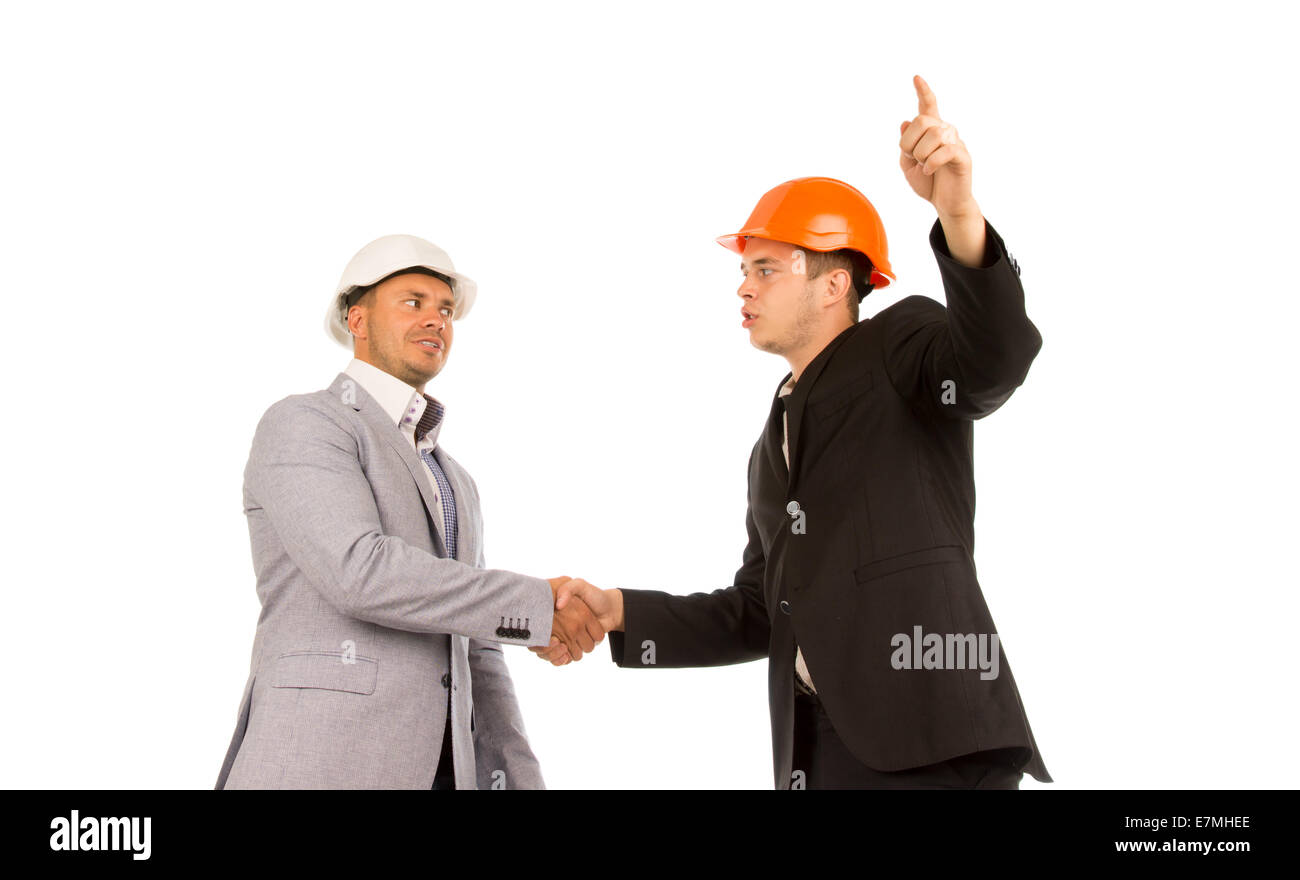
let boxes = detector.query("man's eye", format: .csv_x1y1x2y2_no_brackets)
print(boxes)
440,307,453,317
403,299,419,307
760,268,774,276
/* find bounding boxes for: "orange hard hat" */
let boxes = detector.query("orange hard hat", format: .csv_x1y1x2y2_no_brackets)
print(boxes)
716,176,895,294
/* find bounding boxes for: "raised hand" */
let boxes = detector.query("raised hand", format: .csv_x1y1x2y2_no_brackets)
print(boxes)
544,576,605,662
531,579,624,666
898,74,976,220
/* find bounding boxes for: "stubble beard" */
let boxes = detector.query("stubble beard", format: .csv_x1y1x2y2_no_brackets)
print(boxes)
754,281,819,358
371,326,441,387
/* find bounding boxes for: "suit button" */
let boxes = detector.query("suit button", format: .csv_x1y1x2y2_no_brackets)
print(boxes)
779,600,791,615
786,500,800,516
441,673,451,688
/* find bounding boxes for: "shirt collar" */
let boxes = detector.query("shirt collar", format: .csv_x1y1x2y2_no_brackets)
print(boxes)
344,357,446,445
778,375,797,398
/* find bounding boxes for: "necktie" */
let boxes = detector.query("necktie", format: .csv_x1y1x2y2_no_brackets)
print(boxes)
418,447,458,561
414,401,457,561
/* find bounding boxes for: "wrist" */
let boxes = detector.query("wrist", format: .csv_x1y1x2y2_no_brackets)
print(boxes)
936,199,981,226
610,588,626,632
936,207,988,269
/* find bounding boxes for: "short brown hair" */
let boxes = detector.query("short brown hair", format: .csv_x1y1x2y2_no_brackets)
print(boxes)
803,249,874,322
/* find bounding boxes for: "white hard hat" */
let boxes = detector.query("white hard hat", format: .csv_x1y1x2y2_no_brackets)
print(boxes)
325,234,478,348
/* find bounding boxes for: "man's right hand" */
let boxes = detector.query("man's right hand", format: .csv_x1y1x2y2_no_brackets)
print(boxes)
532,578,624,666
544,576,605,663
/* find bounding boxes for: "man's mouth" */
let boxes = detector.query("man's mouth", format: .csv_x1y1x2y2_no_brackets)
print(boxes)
414,338,444,353
742,308,757,329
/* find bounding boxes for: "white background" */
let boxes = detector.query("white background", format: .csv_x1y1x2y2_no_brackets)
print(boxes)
2,0,1296,789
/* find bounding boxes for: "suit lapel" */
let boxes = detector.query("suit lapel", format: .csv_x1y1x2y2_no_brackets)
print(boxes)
329,372,449,558
782,324,858,489
760,378,790,488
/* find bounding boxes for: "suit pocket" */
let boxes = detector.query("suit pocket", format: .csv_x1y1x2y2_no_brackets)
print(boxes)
810,370,873,421
854,544,968,585
270,651,378,695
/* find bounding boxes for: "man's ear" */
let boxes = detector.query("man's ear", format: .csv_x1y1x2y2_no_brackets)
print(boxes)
822,268,853,311
347,305,366,340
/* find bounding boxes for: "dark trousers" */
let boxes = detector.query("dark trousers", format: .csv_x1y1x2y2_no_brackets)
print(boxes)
791,690,1024,790
431,693,456,790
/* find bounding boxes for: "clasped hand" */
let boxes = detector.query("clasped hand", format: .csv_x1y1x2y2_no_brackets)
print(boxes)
536,576,618,666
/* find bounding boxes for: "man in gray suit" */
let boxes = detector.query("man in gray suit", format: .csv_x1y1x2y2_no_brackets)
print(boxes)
216,234,601,790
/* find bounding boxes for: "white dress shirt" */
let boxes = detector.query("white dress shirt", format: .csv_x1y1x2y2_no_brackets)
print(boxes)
344,357,449,548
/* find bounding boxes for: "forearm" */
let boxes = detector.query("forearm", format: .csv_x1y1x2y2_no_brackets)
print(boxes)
608,585,769,669
342,541,555,645
292,521,554,645
929,216,1041,412
937,203,989,269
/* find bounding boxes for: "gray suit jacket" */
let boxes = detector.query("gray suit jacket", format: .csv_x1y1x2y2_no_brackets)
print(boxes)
216,371,556,789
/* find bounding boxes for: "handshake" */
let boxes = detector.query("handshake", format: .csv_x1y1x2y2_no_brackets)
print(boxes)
535,576,625,665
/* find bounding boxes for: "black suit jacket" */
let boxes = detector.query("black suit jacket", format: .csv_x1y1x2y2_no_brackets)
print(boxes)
609,217,1051,788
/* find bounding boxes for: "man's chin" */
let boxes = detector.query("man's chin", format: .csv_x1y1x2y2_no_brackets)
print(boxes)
410,360,444,382
389,355,443,386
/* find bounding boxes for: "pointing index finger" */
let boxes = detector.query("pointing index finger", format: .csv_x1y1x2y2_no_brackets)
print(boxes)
914,74,939,117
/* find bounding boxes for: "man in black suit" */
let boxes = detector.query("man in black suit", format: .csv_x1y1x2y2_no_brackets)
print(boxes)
537,75,1051,789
